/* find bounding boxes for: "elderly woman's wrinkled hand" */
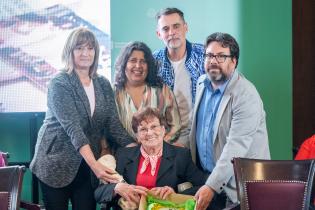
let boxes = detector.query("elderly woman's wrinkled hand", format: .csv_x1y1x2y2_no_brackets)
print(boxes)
114,183,148,203
150,186,175,200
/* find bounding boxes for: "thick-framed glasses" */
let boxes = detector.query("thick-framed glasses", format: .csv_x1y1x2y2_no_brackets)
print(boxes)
204,53,232,63
138,124,161,135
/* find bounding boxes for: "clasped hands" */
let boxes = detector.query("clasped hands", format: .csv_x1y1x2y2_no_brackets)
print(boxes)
114,183,175,204
91,161,175,205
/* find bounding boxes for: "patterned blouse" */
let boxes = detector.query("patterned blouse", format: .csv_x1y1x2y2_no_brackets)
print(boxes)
115,84,181,143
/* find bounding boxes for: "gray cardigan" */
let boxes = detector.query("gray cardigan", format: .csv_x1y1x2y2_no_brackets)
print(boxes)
30,71,133,188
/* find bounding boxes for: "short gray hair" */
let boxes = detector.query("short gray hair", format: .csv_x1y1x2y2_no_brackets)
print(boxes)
155,7,185,23
62,27,100,77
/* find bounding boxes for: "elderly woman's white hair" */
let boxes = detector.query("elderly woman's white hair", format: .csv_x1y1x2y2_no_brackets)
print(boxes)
62,27,100,77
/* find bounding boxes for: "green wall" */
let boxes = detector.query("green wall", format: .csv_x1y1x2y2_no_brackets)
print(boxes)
111,0,292,159
239,0,292,159
110,0,241,80
0,0,292,205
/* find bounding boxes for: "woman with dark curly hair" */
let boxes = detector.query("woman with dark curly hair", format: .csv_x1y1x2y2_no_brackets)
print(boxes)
114,41,181,144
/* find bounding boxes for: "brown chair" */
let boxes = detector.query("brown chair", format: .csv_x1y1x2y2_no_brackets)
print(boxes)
0,165,41,210
232,158,315,210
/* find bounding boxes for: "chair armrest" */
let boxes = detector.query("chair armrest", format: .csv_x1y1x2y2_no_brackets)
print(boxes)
222,203,240,210
20,200,42,210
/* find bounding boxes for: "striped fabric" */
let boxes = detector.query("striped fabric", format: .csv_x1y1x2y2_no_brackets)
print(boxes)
139,146,162,176
115,84,181,143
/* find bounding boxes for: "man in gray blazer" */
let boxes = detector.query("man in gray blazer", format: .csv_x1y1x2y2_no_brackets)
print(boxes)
190,32,270,210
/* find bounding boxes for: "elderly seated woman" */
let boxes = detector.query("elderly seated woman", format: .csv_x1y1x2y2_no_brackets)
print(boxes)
94,107,208,207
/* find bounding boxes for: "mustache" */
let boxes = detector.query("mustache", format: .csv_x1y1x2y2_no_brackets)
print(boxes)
208,65,221,70
168,37,179,41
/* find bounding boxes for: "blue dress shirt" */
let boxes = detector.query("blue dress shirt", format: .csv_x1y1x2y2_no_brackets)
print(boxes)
196,78,228,172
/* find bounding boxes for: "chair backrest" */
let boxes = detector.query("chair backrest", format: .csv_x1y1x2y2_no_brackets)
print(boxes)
233,158,315,210
0,166,26,210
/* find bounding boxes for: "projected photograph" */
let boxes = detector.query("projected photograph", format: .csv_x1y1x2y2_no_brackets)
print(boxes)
0,0,111,112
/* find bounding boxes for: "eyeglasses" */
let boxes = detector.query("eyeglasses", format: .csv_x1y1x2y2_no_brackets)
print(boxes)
128,58,147,65
204,53,232,63
138,124,161,135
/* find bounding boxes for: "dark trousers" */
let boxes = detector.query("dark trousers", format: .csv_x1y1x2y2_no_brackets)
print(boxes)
207,193,228,210
39,161,96,210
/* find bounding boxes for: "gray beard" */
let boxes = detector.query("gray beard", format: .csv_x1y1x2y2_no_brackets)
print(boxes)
208,72,227,85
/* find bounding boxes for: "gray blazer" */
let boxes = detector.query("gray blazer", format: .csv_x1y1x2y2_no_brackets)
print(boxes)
189,71,270,203
30,71,133,188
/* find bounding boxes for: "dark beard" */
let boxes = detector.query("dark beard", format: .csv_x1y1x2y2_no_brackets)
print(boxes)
210,73,227,84
207,65,227,83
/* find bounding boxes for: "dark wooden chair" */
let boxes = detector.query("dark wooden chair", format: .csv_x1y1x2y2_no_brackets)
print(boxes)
232,157,315,210
0,152,41,210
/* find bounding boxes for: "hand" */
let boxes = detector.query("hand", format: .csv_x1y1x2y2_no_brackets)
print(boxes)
91,161,120,183
126,142,138,147
172,142,185,147
194,185,215,210
80,144,119,183
150,186,175,199
114,183,148,203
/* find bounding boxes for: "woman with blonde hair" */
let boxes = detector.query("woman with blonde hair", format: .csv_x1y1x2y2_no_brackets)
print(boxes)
30,28,133,210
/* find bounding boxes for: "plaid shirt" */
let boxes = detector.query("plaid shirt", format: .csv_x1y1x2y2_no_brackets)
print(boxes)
153,40,205,104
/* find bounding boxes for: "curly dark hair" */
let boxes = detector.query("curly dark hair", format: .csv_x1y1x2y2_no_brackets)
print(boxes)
204,32,240,68
114,41,163,90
